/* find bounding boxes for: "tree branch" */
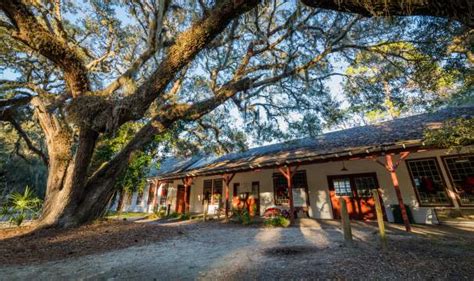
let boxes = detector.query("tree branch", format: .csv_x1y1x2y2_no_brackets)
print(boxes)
8,118,48,165
0,95,32,108
300,0,473,27
1,0,90,97
86,75,259,194
99,0,170,96
110,0,260,131
250,15,360,88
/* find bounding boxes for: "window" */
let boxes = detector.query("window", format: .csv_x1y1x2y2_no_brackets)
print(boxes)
444,155,474,205
159,183,169,206
330,174,378,197
251,181,260,198
148,182,171,207
333,178,352,197
203,180,212,202
354,176,377,197
233,183,240,196
328,173,380,220
233,182,258,196
147,183,156,204
273,173,288,205
202,179,223,204
213,179,223,193
273,171,307,206
407,158,450,206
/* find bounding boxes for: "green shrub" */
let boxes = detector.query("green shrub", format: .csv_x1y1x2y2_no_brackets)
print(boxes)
232,208,252,225
167,212,180,218
264,215,290,228
179,213,190,220
153,209,166,218
165,212,190,220
0,186,42,226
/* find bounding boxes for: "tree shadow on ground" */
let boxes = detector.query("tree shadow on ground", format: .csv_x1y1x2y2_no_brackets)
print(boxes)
0,219,195,265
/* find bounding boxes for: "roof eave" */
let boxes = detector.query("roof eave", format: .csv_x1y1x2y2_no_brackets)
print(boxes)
153,140,428,181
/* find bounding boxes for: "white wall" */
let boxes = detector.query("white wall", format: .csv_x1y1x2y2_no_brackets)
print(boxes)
109,183,153,213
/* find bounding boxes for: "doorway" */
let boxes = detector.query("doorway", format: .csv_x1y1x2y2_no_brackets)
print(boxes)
232,181,260,216
273,171,310,217
176,184,190,214
251,181,260,216
328,173,383,220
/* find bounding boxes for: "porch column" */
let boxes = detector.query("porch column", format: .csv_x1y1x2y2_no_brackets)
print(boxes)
182,176,193,214
386,154,411,232
278,165,299,224
223,173,236,220
372,152,411,232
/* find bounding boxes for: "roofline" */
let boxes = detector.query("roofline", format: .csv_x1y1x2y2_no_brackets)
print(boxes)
151,106,474,181
153,140,434,181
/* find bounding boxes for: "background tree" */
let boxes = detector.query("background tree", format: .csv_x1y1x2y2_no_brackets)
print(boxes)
343,37,471,124
424,118,474,152
0,119,47,200
0,0,471,228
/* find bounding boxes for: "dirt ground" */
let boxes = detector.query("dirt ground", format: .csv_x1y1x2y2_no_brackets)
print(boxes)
0,218,473,280
0,218,192,265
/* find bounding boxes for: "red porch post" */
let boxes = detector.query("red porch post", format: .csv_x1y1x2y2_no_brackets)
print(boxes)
223,173,236,220
278,165,299,224
371,152,411,232
385,153,411,232
182,176,193,214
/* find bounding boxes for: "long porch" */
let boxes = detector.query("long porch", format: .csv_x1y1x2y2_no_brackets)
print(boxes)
145,148,473,229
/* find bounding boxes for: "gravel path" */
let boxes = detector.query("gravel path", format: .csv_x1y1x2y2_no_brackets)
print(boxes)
0,220,473,280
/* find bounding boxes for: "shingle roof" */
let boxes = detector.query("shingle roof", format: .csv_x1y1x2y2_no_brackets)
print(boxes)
152,106,473,179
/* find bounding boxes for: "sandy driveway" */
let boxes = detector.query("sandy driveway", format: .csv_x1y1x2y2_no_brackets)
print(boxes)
1,219,473,280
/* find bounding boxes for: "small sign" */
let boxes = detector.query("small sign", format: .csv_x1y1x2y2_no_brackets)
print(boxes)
293,188,308,207
207,204,220,215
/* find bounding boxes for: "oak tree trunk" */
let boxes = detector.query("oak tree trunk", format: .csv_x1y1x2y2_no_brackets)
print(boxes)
37,156,129,228
35,121,152,228
117,191,126,216
37,161,124,228
31,103,121,228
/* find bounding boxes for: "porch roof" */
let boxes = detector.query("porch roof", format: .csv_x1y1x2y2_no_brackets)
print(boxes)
152,106,473,180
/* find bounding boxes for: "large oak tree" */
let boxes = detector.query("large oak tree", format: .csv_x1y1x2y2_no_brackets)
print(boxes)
0,0,471,228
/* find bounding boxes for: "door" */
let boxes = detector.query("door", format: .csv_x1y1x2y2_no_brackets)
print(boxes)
251,181,260,215
328,173,382,220
176,185,186,213
353,175,379,220
328,177,359,220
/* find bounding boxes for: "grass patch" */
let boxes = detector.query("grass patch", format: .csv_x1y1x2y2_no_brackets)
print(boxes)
163,212,192,221
106,212,148,219
264,215,290,228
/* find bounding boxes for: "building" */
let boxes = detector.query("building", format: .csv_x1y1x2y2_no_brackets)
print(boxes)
113,106,474,226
